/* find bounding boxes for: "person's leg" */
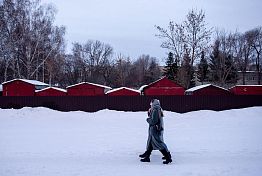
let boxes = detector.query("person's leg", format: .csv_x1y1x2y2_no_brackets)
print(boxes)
139,137,153,158
140,144,153,162
157,131,170,160
139,150,151,158
160,148,172,164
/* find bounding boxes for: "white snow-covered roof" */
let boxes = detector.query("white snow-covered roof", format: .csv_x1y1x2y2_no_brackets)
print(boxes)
147,77,165,87
237,71,257,73
66,82,112,89
35,87,67,93
139,77,166,91
186,84,211,92
142,77,183,90
2,79,48,86
0,85,2,91
186,84,229,92
138,85,148,92
106,87,140,94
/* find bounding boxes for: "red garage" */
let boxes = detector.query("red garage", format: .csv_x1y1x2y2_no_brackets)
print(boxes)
2,79,48,96
106,87,140,96
185,84,231,95
35,87,67,96
141,77,185,95
67,82,111,96
229,85,262,95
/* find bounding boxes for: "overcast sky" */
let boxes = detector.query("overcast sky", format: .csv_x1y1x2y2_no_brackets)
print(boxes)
41,0,262,63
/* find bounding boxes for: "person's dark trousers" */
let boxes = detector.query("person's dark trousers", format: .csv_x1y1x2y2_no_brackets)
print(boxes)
140,144,153,162
139,150,152,158
160,149,172,164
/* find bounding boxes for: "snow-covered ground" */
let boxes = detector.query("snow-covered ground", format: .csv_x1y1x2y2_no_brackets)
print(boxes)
0,107,262,176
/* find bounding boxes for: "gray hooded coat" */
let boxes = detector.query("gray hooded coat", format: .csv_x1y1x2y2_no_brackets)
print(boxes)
146,99,169,151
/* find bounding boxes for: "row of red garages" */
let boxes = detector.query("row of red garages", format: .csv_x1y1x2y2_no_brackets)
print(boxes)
1,77,262,96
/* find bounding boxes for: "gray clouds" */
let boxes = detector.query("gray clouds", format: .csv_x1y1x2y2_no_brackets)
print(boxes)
42,0,262,61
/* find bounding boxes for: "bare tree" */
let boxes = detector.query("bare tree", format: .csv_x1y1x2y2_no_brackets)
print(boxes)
183,9,213,66
113,54,132,87
156,22,185,63
248,27,262,84
238,30,254,84
71,40,114,84
0,0,20,81
209,30,238,86
84,40,113,83
156,9,212,66
132,55,161,86
178,49,193,88
0,0,65,83
156,9,212,87
63,54,85,85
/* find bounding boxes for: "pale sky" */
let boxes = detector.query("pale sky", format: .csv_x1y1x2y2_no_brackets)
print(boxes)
42,0,262,63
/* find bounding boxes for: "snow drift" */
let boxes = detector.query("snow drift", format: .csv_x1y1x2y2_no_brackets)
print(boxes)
0,107,262,176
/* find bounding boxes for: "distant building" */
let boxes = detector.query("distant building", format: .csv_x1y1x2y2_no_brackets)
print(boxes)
140,77,185,96
2,79,48,96
237,71,262,85
106,87,140,96
67,82,111,96
185,84,231,95
35,87,67,96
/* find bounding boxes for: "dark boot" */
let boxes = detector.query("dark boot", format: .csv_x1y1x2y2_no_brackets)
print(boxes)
140,157,150,162
160,149,172,164
163,152,172,164
139,150,151,158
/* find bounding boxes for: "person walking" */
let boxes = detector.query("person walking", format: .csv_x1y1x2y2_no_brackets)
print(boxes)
139,99,172,164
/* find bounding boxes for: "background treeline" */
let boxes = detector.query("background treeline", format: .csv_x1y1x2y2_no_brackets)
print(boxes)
0,0,261,89
157,10,262,88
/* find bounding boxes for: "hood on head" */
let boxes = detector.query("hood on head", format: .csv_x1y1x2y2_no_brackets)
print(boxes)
151,99,160,107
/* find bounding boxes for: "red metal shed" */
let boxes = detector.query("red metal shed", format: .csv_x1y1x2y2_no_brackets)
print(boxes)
2,79,48,96
67,82,112,96
141,77,185,95
106,87,141,96
185,84,231,95
35,87,67,96
229,85,262,95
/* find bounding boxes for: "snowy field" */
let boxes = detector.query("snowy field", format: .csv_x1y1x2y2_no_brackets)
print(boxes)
0,107,262,176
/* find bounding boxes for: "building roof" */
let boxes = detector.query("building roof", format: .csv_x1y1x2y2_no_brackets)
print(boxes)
106,87,140,94
138,85,148,92
232,85,262,87
186,84,211,92
237,71,259,73
35,87,67,93
147,77,167,87
141,77,183,91
2,79,48,86
66,82,112,89
186,84,229,92
229,85,262,89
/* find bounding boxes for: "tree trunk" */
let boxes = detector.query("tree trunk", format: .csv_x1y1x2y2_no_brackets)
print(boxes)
256,53,261,85
49,72,52,86
4,60,9,82
242,71,246,85
42,61,45,83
